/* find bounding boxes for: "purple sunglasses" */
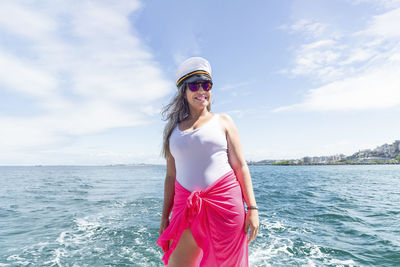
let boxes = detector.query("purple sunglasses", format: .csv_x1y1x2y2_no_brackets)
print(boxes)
187,81,213,92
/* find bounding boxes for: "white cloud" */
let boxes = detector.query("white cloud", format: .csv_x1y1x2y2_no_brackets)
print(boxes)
0,50,57,98
0,0,173,163
339,48,374,65
278,6,400,112
0,1,56,40
275,61,400,111
291,39,344,81
360,7,400,38
284,19,328,38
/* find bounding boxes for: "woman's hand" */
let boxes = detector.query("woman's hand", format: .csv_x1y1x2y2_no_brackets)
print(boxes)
159,217,170,236
244,209,259,244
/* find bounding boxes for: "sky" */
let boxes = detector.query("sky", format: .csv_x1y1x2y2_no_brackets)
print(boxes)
0,0,399,165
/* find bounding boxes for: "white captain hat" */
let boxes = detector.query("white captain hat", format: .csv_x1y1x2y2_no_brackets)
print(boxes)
175,57,212,88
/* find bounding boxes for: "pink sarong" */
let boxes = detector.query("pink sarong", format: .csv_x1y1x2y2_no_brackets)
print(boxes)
157,170,248,266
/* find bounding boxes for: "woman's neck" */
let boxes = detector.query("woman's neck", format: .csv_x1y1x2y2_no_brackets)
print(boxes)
188,108,210,120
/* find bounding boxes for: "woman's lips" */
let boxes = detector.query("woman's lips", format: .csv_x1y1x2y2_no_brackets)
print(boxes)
194,96,207,102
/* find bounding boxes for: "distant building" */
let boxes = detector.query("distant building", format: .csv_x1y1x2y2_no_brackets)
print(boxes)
395,140,400,153
301,154,345,164
249,140,399,165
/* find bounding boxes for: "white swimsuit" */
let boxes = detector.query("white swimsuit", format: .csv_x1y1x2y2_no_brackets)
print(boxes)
169,114,233,192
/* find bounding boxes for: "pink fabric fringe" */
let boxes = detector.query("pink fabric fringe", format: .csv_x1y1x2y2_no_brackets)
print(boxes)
157,170,248,266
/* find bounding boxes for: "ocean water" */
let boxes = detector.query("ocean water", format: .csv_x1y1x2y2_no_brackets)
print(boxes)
0,165,399,266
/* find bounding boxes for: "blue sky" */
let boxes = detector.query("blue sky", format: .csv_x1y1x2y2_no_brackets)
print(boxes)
1,0,399,165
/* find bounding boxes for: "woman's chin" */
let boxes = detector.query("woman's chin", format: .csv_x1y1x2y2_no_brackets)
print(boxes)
196,102,209,108
191,99,209,107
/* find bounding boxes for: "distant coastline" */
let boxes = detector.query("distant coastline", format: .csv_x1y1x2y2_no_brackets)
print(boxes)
247,161,400,166
4,140,399,167
248,140,400,166
105,163,162,167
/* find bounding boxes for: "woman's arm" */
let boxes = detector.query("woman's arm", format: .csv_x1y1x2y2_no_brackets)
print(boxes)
220,113,259,244
158,152,176,236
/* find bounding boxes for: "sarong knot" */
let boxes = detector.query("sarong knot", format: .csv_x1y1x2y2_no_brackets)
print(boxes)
186,190,203,224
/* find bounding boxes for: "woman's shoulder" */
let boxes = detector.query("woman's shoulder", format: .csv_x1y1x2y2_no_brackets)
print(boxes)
215,113,236,131
216,113,234,123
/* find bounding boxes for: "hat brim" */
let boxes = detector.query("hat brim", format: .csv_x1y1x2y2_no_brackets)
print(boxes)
181,74,212,84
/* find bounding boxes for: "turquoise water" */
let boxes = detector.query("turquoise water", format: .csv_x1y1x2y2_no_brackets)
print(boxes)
0,165,399,266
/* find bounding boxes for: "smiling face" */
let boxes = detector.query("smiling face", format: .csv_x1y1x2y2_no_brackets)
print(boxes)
184,81,212,111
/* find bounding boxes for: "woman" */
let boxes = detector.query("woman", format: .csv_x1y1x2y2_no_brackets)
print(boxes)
157,57,259,267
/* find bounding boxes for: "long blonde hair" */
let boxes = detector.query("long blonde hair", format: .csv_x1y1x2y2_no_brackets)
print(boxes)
161,84,211,159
